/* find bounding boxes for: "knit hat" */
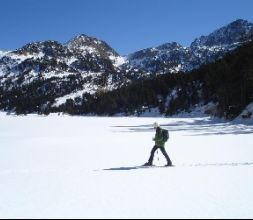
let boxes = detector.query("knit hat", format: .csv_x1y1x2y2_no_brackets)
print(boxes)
153,122,160,128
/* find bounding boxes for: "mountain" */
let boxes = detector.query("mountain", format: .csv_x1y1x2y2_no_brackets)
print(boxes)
127,19,253,74
127,42,191,73
0,36,136,113
0,19,253,116
191,19,253,47
3,36,122,75
67,35,121,63
69,39,253,119
66,34,127,71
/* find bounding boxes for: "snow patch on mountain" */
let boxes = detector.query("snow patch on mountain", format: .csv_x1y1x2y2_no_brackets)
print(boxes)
235,102,253,123
42,71,78,80
53,86,97,107
109,55,126,67
0,51,8,58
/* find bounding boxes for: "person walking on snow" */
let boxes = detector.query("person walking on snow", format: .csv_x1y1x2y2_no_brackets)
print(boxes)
144,122,173,167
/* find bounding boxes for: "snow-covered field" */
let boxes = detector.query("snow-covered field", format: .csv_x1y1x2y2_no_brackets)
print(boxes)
0,113,253,218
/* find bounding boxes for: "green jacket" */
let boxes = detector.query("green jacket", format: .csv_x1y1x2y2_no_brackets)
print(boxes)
153,127,166,147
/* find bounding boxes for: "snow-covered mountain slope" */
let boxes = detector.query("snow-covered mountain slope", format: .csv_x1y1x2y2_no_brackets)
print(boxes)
127,19,253,73
127,42,193,73
0,114,253,218
0,36,133,110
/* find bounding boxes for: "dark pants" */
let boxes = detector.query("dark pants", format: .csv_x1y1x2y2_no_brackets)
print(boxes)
148,145,172,165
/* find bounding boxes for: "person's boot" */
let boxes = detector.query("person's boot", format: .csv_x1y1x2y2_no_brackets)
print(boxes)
165,162,173,167
143,162,152,167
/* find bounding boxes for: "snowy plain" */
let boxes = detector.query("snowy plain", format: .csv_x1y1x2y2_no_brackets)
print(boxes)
0,112,253,218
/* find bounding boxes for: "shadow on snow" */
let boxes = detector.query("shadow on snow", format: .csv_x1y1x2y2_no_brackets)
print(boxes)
112,118,253,136
103,162,253,171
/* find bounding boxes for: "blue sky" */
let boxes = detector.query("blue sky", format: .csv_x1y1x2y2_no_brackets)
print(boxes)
0,0,253,55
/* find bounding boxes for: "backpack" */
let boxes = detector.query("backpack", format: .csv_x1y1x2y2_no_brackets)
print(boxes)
162,129,169,142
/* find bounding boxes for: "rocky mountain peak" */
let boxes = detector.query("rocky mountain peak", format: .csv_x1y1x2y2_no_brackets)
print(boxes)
127,19,253,74
66,34,119,59
191,19,253,48
13,40,68,58
156,42,183,51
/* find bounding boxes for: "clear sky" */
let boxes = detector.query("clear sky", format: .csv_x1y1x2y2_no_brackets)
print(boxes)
0,0,253,55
